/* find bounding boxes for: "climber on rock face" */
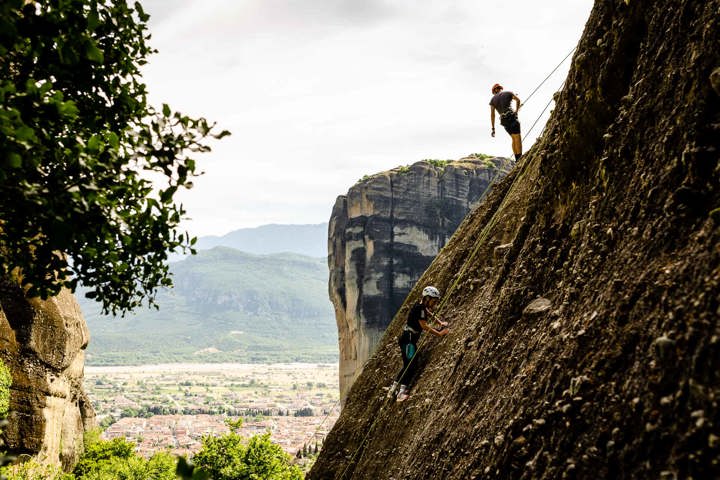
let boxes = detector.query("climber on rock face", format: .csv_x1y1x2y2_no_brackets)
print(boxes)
387,285,449,402
489,83,523,161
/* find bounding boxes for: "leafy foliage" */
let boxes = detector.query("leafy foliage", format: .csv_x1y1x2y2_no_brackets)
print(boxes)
1,460,73,480
3,426,304,480
71,430,177,480
423,159,453,169
72,429,134,477
192,431,302,480
0,360,10,418
0,0,229,315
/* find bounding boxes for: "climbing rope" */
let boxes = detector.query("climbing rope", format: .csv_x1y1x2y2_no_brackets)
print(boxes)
335,156,522,480
335,49,577,480
298,395,341,455
520,47,576,108
335,156,536,479
523,81,565,143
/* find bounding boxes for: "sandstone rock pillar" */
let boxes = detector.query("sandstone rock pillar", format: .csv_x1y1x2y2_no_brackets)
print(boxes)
328,157,512,404
0,279,95,469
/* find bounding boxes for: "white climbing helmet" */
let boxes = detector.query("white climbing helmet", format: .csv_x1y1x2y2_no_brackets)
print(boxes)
422,286,441,299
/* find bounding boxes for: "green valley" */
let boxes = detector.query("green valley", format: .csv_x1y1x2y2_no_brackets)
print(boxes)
79,248,337,365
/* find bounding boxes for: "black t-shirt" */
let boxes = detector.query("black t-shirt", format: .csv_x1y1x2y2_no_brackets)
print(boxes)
406,303,427,343
489,91,515,114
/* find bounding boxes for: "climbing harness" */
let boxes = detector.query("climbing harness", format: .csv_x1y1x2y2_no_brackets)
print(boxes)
402,324,420,335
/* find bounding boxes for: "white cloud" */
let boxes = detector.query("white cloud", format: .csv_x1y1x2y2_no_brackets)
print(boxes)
139,0,594,236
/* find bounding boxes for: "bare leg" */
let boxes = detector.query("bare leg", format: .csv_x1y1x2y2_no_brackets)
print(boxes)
511,133,522,156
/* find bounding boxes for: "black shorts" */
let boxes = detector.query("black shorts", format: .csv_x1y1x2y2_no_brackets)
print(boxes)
500,112,521,135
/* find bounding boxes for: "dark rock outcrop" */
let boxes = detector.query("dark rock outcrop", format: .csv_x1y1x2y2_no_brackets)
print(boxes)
0,279,95,469
329,157,512,403
311,1,720,478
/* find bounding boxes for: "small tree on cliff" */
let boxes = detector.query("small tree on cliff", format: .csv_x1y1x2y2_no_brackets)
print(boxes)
0,0,229,314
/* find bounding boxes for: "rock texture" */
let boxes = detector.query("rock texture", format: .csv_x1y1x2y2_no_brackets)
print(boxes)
0,278,95,469
311,1,720,478
329,157,513,403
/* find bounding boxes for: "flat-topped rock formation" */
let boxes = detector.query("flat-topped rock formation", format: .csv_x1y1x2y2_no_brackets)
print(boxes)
329,156,512,403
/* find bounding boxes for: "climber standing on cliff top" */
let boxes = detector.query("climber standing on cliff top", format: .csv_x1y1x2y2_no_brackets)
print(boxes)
490,83,523,161
386,286,449,403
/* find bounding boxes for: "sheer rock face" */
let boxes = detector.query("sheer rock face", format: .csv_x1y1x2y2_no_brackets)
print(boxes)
328,157,513,403
312,1,720,479
0,279,95,469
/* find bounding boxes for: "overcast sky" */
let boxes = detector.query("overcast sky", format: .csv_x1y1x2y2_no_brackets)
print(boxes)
139,0,594,237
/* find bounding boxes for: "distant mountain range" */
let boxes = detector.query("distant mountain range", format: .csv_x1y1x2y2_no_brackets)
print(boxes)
79,247,337,365
191,223,328,258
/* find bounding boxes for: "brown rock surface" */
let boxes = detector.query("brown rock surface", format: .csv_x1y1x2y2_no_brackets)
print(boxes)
329,157,512,403
311,0,720,478
0,278,95,469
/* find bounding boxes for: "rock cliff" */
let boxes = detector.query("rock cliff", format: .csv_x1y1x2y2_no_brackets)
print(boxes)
329,157,512,403
0,278,95,469
311,0,720,478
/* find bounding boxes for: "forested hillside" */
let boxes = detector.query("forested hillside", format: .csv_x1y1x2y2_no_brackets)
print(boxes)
80,247,337,365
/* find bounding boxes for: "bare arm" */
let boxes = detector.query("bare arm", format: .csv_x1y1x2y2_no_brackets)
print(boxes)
420,319,448,337
490,105,496,136
426,309,448,328
512,94,522,113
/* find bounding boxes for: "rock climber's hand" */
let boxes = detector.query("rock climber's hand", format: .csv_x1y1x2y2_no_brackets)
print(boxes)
439,320,448,327
440,327,450,336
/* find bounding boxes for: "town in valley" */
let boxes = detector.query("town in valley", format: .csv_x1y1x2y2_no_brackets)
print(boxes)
84,363,339,458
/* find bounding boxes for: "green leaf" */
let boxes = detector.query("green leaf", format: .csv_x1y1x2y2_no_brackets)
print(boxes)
5,152,22,168
15,125,35,142
87,135,103,152
160,186,178,203
58,100,79,118
87,10,100,31
107,131,119,149
162,103,171,117
85,40,104,63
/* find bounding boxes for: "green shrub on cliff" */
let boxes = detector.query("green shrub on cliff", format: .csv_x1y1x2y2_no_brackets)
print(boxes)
0,360,10,418
1,461,73,480
424,159,453,170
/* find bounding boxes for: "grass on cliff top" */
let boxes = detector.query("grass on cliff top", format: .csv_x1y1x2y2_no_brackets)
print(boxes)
356,155,497,184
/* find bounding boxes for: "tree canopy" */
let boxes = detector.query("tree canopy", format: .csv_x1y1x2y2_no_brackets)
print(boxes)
192,430,303,480
0,0,229,314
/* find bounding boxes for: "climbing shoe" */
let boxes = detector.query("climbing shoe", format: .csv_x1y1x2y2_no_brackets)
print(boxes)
396,385,409,402
385,381,399,398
